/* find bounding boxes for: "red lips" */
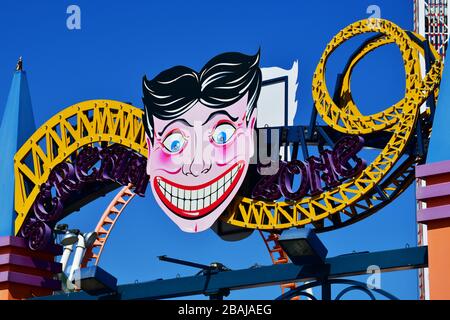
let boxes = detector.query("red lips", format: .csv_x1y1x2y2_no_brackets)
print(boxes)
153,161,245,219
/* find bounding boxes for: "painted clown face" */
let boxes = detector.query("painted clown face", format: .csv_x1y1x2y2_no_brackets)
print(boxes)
143,51,262,232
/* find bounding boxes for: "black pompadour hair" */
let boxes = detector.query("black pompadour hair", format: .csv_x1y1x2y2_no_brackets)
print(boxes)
142,50,262,142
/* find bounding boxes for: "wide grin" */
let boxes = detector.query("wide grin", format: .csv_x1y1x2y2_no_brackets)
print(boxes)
154,161,245,219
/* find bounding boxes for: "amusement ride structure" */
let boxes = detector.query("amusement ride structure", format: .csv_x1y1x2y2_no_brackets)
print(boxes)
414,0,449,300
1,13,450,300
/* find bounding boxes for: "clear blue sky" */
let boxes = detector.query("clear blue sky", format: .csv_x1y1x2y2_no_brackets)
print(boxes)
0,0,419,299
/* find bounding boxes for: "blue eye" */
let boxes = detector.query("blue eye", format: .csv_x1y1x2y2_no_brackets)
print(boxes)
212,123,236,145
170,140,181,152
163,132,186,153
217,132,227,143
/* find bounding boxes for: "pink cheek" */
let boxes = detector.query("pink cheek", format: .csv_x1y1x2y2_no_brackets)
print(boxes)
158,151,171,163
154,149,177,166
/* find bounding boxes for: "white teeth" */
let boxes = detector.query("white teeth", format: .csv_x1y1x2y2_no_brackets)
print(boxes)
157,164,242,212
172,187,178,198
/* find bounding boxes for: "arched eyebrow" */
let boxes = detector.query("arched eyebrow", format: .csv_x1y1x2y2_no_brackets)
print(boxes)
157,119,193,136
202,110,239,126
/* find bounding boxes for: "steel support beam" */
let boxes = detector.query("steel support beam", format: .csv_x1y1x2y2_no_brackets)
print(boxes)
36,246,427,300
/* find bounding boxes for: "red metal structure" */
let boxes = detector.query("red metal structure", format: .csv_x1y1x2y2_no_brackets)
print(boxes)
259,231,299,300
82,184,136,267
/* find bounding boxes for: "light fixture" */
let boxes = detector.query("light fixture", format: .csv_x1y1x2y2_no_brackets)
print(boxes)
60,230,79,246
83,232,98,248
278,228,328,265
55,224,68,232
68,231,97,282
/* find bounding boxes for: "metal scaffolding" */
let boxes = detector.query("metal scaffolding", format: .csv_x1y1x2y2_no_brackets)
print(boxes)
414,0,449,301
415,0,449,59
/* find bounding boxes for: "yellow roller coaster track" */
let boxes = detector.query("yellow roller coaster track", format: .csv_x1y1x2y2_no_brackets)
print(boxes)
221,19,442,230
13,100,147,234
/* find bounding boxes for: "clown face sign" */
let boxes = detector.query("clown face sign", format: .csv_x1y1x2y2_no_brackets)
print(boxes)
143,51,261,233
